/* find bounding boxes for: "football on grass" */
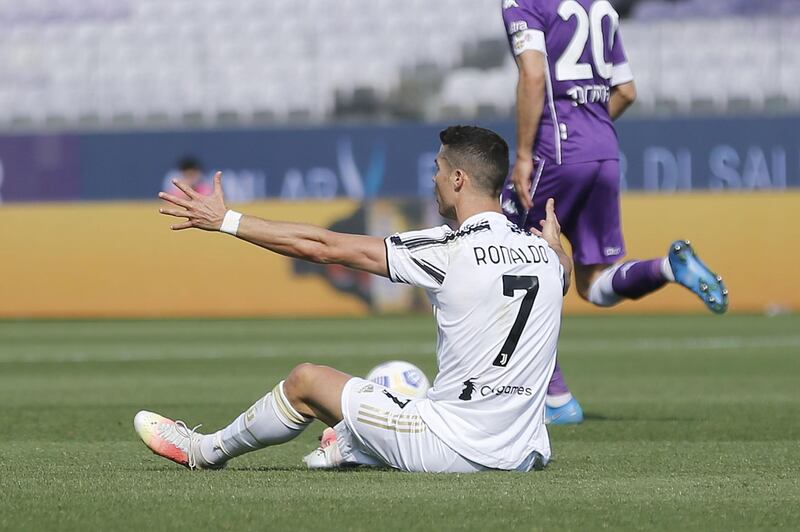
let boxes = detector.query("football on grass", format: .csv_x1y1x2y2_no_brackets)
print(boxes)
366,360,430,398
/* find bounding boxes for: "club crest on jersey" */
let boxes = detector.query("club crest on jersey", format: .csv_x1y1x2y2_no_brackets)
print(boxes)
503,0,519,9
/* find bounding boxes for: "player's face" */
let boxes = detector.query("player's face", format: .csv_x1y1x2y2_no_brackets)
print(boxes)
433,151,457,220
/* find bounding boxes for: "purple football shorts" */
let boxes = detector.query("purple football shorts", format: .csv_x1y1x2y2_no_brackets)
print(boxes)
501,159,625,266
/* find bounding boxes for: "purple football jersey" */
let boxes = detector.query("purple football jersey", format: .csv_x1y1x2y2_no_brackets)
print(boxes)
502,0,633,165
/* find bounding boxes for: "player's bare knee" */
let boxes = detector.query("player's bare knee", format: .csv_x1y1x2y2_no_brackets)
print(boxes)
574,264,609,303
575,280,593,301
284,363,318,401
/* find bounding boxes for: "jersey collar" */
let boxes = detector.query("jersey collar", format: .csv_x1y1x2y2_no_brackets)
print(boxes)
458,211,506,230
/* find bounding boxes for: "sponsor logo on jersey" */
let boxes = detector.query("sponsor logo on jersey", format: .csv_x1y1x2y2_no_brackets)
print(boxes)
459,379,533,400
480,384,533,397
358,383,374,394
566,84,611,107
604,246,622,257
508,20,528,34
503,0,519,9
459,378,477,401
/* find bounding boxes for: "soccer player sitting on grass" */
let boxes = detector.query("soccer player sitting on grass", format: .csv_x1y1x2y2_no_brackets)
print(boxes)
134,126,572,473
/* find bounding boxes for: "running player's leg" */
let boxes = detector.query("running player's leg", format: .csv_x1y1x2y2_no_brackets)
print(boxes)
133,364,353,469
570,159,667,304
575,260,670,305
566,159,665,302
574,160,727,312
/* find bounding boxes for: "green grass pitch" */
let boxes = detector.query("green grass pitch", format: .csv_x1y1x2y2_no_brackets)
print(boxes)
1,314,798,531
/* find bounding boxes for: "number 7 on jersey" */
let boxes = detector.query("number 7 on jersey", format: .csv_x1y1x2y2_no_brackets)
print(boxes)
493,275,540,368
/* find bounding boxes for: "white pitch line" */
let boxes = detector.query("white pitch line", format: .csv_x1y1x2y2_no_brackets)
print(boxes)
0,335,799,364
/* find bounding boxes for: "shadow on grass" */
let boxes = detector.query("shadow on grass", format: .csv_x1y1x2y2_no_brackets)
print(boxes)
138,465,390,473
137,465,300,473
239,465,391,473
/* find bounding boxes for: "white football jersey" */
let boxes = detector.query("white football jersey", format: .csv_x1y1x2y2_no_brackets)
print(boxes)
385,211,564,469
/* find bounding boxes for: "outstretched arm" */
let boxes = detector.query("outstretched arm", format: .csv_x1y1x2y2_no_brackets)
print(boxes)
159,172,389,277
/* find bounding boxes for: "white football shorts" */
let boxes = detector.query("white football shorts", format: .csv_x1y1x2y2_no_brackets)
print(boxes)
334,378,543,473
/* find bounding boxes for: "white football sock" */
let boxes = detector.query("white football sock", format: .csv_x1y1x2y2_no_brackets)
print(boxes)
546,392,573,408
587,264,624,307
661,257,675,282
200,380,311,465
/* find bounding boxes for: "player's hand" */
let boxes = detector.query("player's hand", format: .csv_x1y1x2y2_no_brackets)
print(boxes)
510,157,534,212
529,198,563,250
158,171,227,231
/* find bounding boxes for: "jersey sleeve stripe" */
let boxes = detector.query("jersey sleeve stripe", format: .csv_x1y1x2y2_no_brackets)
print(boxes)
411,257,445,285
541,49,563,165
611,62,634,86
418,258,446,278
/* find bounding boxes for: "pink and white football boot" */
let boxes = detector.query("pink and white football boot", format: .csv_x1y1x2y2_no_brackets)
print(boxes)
303,427,344,469
133,410,223,470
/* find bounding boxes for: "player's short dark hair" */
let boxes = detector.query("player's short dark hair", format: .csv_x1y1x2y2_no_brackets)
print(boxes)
177,156,202,172
439,126,509,197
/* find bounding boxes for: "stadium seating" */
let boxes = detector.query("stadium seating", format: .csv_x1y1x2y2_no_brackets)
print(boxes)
0,0,797,129
632,0,800,19
439,13,799,118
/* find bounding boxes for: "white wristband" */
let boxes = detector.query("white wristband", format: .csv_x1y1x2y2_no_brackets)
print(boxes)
220,210,243,236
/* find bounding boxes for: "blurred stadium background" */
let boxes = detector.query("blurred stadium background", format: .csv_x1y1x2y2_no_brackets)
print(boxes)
1,0,798,318
1,0,799,126
1,2,799,530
